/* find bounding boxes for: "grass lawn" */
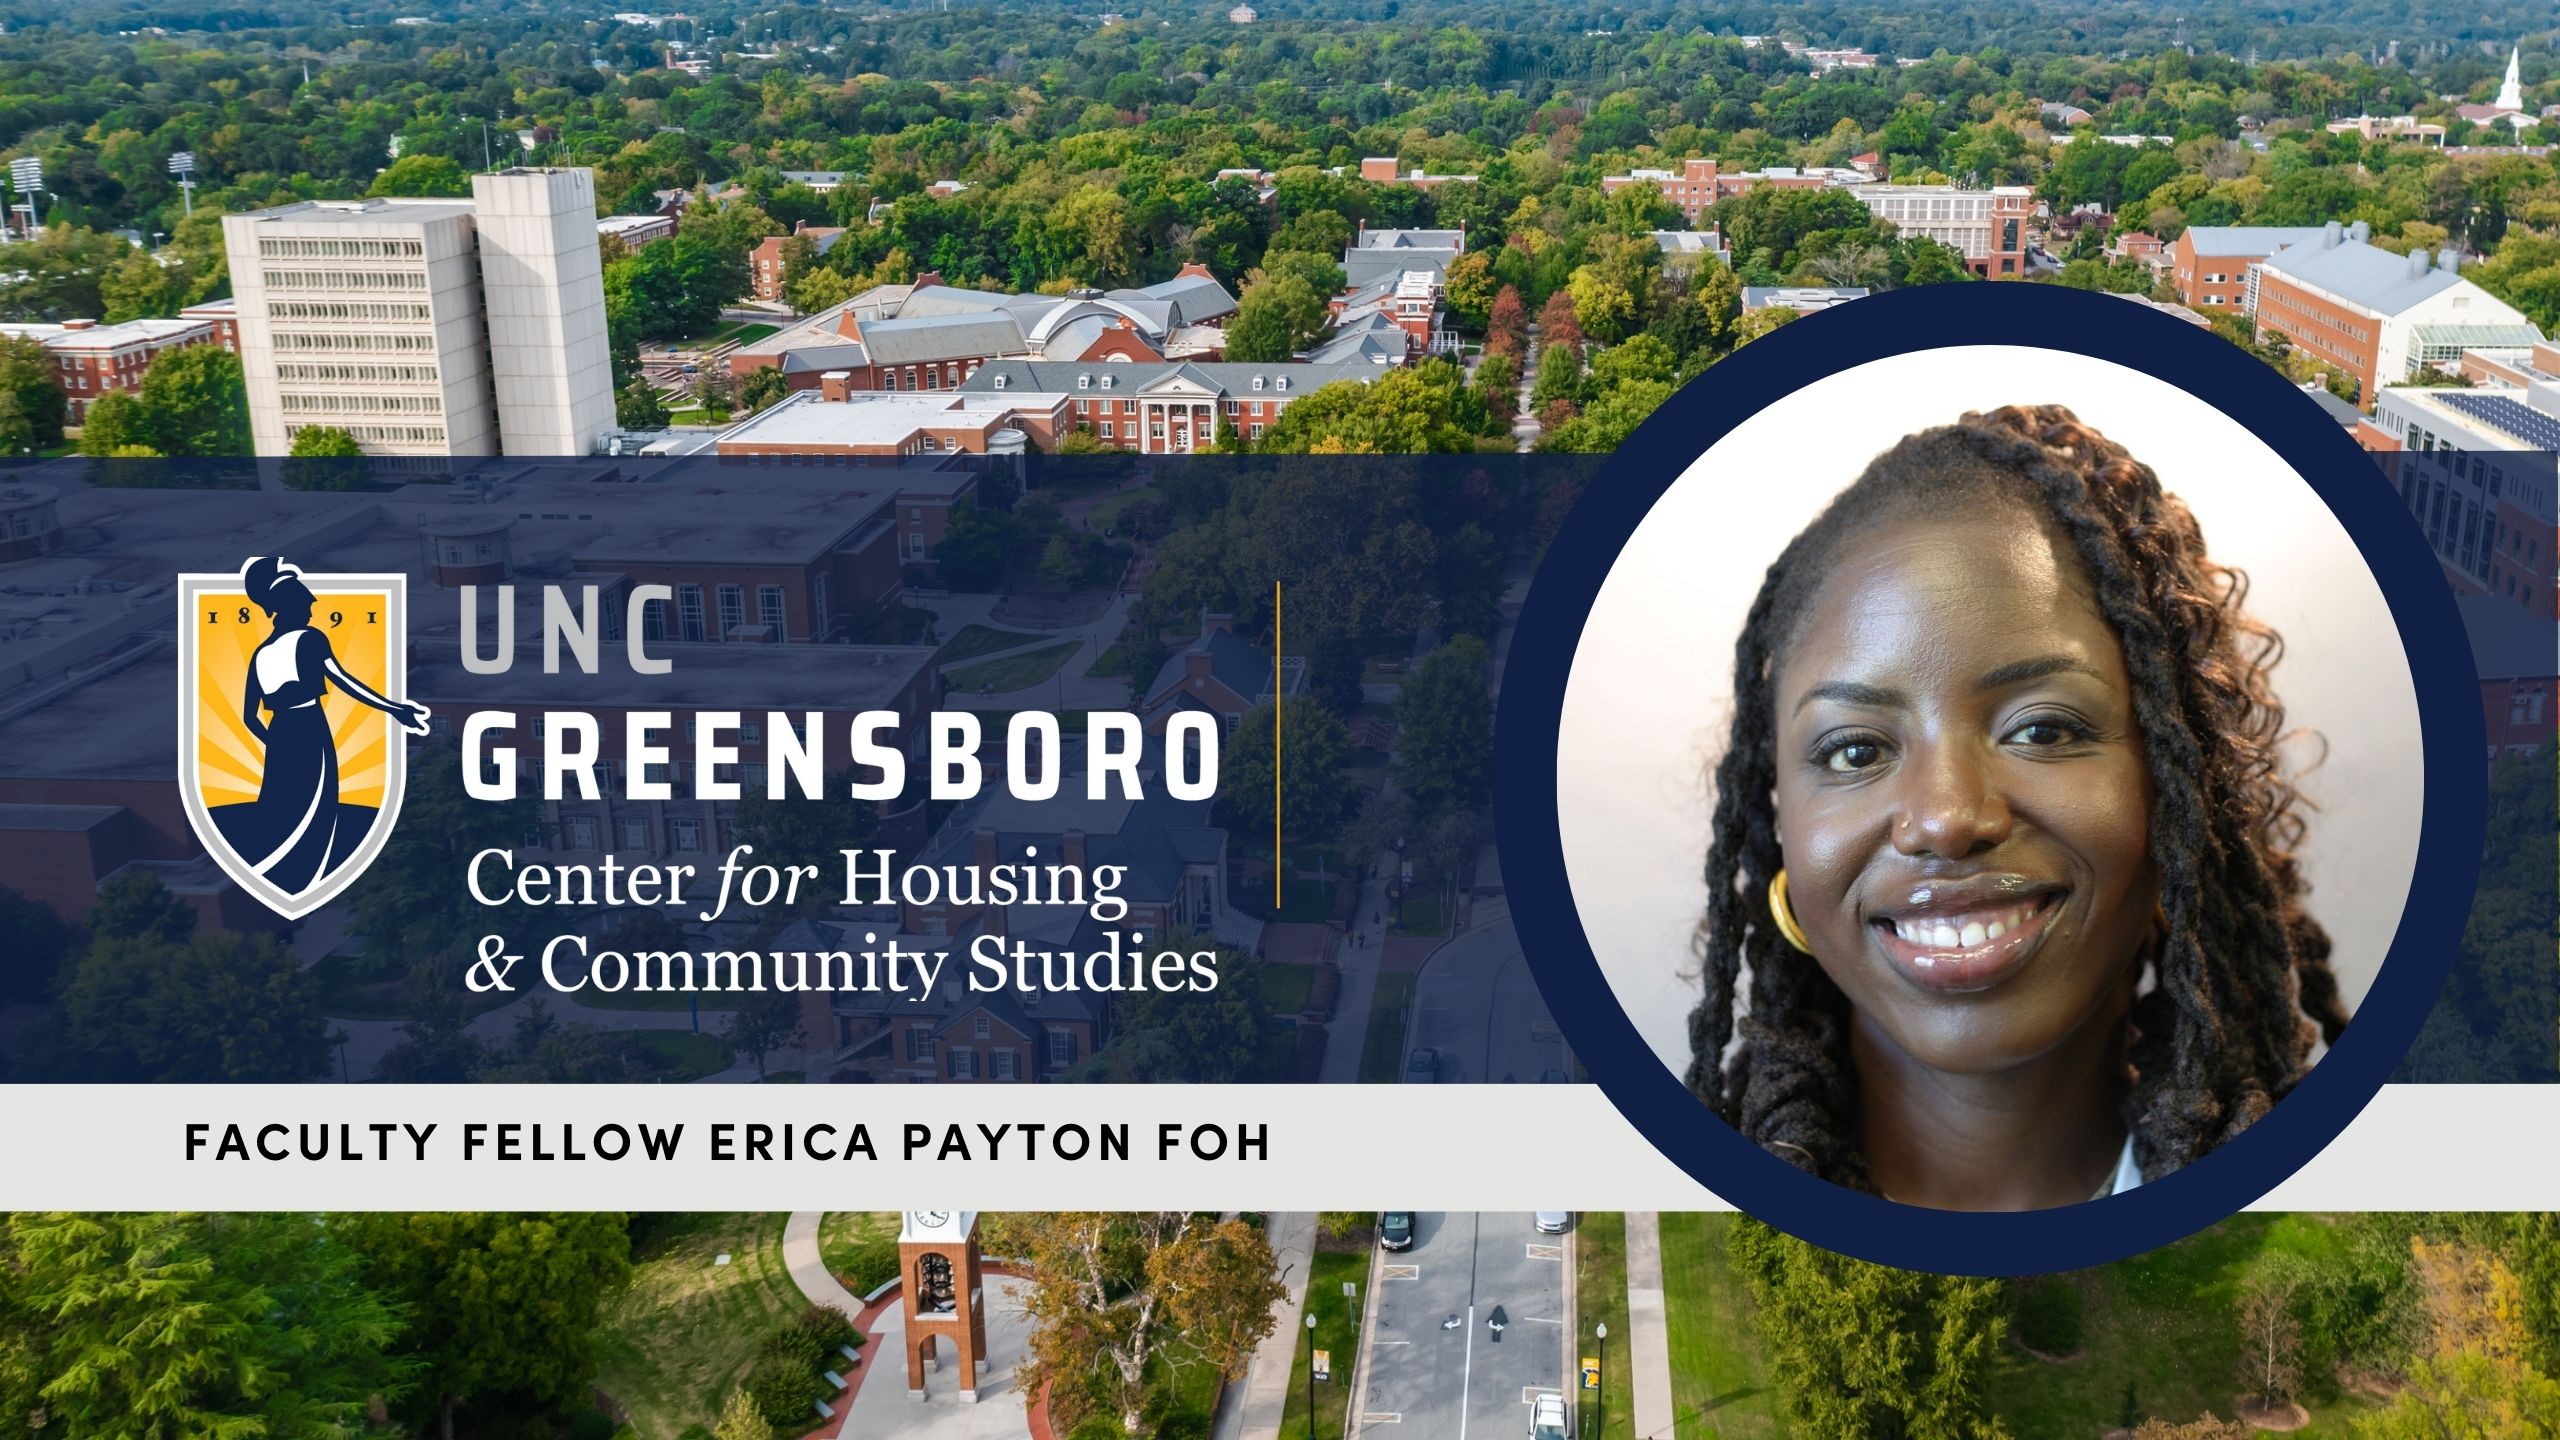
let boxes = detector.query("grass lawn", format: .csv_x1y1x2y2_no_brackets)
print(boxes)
945,640,1081,694
662,406,734,426
1576,1213,1633,1440
672,319,781,347
939,622,1049,663
818,1211,904,1296
1281,1240,1372,1440
594,1213,811,1440
1086,642,1128,677
1990,1213,2378,1437
1252,1020,1297,1081
566,986,718,1013
309,954,512,1022
623,1029,734,1081
1357,971,1418,1082
1244,873,1338,923
1258,961,1320,1015
1084,484,1161,532
1391,884,1450,937
1656,1214,1784,1440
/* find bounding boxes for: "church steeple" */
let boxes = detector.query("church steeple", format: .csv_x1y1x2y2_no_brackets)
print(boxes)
2498,45,2525,113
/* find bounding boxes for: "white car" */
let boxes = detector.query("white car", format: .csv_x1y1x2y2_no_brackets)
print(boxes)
1530,1392,1569,1440
1533,1211,1571,1234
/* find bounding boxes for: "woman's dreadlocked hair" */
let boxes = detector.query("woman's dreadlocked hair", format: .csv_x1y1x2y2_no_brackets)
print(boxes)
1683,404,2344,1190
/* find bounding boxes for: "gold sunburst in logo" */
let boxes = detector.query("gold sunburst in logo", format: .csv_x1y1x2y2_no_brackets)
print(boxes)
177,558,427,920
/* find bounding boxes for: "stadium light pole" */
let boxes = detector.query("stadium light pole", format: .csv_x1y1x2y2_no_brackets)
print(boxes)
168,151,198,218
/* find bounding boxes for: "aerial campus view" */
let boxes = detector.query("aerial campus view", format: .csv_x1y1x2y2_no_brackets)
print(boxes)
1,0,2559,1435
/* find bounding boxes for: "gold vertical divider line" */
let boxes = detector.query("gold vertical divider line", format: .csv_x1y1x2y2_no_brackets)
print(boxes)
1273,580,1283,909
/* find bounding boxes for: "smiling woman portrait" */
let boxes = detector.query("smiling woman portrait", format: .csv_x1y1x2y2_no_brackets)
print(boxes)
1684,404,2347,1211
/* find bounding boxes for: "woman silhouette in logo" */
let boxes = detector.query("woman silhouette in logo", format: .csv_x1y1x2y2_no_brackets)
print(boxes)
215,555,431,896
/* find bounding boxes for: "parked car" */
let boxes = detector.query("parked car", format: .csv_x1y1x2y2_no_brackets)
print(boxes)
1380,1211,1414,1250
1403,1046,1440,1083
1533,1211,1571,1234
1530,1392,1569,1440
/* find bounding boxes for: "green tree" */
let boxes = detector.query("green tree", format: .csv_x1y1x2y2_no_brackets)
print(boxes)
787,264,858,315
90,867,195,943
0,883,76,1003
57,928,330,1082
0,1211,411,1437
137,345,251,455
346,743,539,970
283,424,369,489
1223,699,1357,841
1729,1218,2011,1440
0,333,64,446
1538,378,1675,453
1442,249,1497,328
1253,362,1480,455
76,388,154,456
715,1385,776,1440
371,153,472,197
722,991,806,1079
1591,332,1677,390
1066,941,1272,1082
739,364,791,414
99,245,183,322
1224,271,1327,362
1392,634,1493,818
1011,1213,1284,1434
617,378,671,429
340,1213,633,1440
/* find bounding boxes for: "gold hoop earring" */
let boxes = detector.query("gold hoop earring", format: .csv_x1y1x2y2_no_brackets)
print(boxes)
1768,870,1814,955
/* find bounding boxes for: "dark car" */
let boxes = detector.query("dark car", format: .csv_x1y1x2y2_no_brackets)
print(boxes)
1380,1211,1414,1250
1403,1047,1440,1083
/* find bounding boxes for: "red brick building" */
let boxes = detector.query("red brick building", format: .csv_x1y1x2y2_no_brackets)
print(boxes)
961,358,1383,452
749,222,847,305
1598,158,1844,224
0,315,222,421
2460,593,2556,763
2168,226,2326,311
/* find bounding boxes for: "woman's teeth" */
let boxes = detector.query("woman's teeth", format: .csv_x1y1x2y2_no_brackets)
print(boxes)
1889,903,2040,952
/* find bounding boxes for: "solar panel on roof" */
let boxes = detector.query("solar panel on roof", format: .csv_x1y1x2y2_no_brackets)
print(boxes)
2437,391,2560,449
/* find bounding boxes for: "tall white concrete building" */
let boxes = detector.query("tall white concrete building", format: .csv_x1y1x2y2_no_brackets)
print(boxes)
222,167,615,457
469,168,617,456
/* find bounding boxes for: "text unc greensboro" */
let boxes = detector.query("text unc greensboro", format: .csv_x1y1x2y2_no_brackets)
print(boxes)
453,583,1222,807
457,584,1230,999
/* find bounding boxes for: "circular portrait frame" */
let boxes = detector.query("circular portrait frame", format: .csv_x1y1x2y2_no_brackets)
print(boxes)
1496,282,2487,1275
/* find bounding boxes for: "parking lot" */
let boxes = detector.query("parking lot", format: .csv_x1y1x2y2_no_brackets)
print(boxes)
1353,1212,1569,1439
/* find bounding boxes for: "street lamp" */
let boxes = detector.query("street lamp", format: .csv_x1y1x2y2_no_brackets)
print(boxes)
1304,1311,1320,1438
1594,1322,1608,1438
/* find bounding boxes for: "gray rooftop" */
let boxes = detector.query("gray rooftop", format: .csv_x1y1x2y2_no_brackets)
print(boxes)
2179,225,2327,257
962,357,1384,397
854,312,1029,365
2260,236,2477,316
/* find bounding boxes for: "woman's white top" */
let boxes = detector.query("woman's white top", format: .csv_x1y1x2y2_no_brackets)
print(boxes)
2105,1136,2142,1197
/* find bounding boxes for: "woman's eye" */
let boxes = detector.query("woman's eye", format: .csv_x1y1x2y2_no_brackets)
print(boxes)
2007,719,2082,747
1824,741,1886,772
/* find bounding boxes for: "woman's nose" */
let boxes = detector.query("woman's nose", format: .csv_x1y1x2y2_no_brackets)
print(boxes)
1890,743,2012,859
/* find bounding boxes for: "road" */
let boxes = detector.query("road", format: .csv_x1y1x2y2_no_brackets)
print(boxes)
1354,1212,1569,1440
1405,909,1563,1084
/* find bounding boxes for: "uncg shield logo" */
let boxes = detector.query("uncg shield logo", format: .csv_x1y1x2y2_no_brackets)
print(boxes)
177,557,431,920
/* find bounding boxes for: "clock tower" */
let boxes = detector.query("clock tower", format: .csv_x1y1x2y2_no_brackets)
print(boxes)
898,1210,990,1402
